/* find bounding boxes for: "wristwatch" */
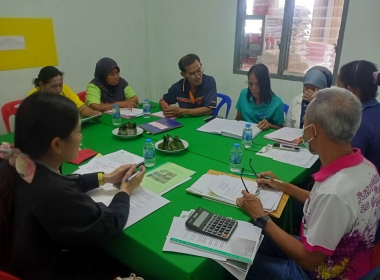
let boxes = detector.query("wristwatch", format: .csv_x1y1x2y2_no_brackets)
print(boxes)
255,215,271,229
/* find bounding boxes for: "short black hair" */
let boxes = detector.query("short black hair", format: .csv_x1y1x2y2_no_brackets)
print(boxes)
339,60,379,103
247,64,273,104
178,54,201,72
33,66,63,87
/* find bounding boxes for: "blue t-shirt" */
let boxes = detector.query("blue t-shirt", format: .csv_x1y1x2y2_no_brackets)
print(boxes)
236,88,284,125
162,74,217,109
351,98,380,171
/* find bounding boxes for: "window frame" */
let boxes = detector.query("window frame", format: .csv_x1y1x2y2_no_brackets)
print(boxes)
233,0,350,83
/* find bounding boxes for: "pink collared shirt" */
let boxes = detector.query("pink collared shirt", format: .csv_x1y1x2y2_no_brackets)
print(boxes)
302,149,380,279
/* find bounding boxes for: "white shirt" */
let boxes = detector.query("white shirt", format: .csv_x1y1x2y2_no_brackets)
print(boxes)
286,94,302,128
301,149,380,279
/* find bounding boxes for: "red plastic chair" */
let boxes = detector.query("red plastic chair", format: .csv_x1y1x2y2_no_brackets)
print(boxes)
1,100,23,133
0,270,22,280
77,91,86,103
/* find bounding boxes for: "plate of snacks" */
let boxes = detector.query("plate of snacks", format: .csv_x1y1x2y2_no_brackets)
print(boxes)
112,122,143,139
155,135,189,153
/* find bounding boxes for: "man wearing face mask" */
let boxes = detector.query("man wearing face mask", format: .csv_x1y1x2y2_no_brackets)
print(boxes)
235,88,380,280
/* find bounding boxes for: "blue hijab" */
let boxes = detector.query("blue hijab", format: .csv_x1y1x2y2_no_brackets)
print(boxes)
300,67,332,128
91,57,129,103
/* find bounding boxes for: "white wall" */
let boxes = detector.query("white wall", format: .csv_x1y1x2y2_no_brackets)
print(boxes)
0,0,148,134
146,0,380,118
2,0,380,134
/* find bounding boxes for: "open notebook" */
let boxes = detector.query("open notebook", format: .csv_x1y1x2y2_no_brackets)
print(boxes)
197,119,261,140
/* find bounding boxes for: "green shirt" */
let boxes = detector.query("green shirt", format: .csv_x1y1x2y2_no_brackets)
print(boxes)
236,88,284,125
85,83,136,106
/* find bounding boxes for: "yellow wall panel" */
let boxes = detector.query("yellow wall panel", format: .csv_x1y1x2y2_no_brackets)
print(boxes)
0,18,57,71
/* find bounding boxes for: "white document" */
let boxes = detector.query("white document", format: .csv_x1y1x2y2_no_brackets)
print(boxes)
257,147,318,168
75,150,143,175
209,175,258,202
87,185,169,229
106,108,143,117
170,221,261,264
197,118,235,134
0,36,26,51
264,127,302,143
163,217,227,261
221,121,261,140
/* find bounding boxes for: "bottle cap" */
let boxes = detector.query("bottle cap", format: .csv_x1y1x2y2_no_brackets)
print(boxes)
145,99,149,102
146,139,152,143
245,124,251,128
234,143,240,148
113,104,118,108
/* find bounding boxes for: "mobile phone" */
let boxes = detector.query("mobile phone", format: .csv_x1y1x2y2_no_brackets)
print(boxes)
273,143,300,152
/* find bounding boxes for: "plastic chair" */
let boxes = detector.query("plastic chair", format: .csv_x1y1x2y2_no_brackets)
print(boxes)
1,100,23,133
0,270,22,280
283,103,289,114
77,91,86,103
213,93,232,119
359,265,380,280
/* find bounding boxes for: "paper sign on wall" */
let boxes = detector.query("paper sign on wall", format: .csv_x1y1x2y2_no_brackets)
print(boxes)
0,36,26,51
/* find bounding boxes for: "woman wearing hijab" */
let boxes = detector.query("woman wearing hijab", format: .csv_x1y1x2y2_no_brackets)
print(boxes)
286,66,332,128
85,57,139,111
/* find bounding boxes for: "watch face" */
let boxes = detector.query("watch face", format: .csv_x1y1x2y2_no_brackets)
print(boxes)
256,216,270,229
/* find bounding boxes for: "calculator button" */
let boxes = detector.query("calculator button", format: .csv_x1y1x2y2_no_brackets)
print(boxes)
222,233,228,238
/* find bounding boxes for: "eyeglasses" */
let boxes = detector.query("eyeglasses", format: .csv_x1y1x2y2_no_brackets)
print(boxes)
240,159,261,196
258,144,272,154
186,67,204,79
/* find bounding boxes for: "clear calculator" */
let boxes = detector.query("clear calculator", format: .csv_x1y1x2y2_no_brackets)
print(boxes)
185,207,238,240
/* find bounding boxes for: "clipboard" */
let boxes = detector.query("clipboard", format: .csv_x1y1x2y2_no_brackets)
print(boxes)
206,169,289,219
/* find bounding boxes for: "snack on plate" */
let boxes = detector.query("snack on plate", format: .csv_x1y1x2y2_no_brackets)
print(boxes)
158,135,185,151
118,122,137,135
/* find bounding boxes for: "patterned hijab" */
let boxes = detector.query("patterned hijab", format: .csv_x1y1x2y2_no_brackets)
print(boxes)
91,57,129,103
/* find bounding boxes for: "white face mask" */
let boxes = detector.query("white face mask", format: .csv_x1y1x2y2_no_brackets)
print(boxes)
302,124,317,152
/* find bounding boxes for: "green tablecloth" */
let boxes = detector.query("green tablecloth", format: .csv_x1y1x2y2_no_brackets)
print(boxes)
0,110,318,280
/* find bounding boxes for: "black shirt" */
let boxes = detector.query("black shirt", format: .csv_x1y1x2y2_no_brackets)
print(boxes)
0,162,130,280
163,74,217,109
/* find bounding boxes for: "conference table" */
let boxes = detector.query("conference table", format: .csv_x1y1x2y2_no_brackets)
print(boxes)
0,105,319,280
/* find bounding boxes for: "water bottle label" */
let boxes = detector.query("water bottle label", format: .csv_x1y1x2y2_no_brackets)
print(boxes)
230,154,242,164
113,111,121,119
143,105,150,113
144,149,155,159
244,131,253,141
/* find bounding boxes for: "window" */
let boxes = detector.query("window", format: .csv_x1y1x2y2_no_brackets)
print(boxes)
233,0,349,81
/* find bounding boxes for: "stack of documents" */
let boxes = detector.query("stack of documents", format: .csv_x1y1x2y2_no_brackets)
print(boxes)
163,210,263,280
74,150,169,229
257,146,319,168
197,119,262,140
105,108,143,118
151,111,176,119
75,150,144,175
264,127,303,146
186,174,283,213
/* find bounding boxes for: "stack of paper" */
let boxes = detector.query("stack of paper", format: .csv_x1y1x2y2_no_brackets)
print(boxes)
74,150,169,229
75,150,144,175
197,119,262,140
264,127,303,146
257,146,319,168
186,174,283,212
151,111,176,119
163,210,263,280
105,108,143,118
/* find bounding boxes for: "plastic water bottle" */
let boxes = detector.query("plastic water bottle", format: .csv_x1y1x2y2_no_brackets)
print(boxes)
242,123,253,148
143,139,156,167
230,143,242,173
112,104,121,126
143,99,151,118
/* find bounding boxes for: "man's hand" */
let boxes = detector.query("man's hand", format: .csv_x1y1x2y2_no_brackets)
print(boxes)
256,171,286,192
257,119,270,130
103,164,133,184
163,106,184,118
236,190,266,220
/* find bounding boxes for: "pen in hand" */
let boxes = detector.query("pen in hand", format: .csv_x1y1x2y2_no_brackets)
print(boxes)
125,170,141,182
